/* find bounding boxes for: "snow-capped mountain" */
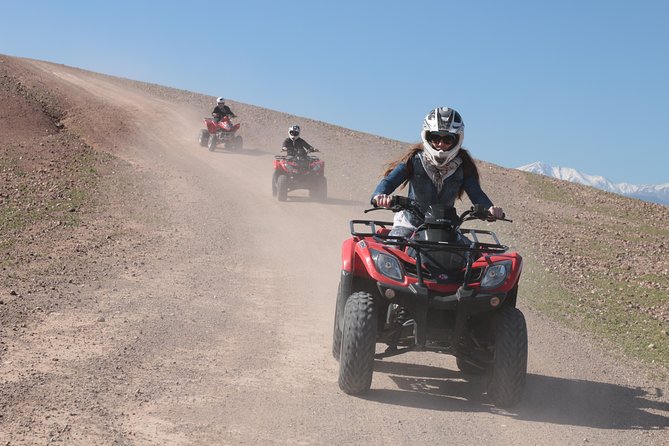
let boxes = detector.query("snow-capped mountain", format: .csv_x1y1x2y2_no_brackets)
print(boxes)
517,162,669,206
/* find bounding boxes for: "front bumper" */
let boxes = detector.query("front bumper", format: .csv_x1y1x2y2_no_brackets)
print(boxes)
377,281,508,347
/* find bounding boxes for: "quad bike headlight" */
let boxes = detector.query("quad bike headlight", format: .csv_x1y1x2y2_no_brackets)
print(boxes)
311,163,322,172
480,260,512,289
371,249,404,282
284,162,298,173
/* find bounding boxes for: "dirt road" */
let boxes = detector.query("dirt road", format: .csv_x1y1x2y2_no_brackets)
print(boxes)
1,59,667,445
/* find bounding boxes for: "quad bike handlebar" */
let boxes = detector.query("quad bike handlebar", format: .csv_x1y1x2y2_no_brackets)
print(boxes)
351,195,511,287
368,195,511,223
281,147,319,152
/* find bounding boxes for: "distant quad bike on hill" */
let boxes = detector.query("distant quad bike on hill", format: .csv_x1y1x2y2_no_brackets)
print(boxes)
332,197,527,407
198,114,243,151
272,148,327,202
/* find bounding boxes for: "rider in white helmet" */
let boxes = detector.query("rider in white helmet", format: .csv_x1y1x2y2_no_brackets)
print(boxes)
212,97,236,122
372,107,503,237
281,125,316,157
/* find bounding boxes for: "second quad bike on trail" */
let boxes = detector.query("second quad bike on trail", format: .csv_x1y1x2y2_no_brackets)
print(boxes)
332,196,527,407
272,148,327,202
198,114,243,151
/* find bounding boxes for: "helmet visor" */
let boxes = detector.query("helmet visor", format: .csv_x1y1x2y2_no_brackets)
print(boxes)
289,131,299,136
427,132,457,147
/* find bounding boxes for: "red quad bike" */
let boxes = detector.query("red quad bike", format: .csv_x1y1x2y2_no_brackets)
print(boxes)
332,196,527,407
271,148,327,202
198,114,243,152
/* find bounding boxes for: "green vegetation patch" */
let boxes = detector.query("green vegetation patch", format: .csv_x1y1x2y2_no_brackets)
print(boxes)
520,252,668,375
523,173,572,204
0,138,103,267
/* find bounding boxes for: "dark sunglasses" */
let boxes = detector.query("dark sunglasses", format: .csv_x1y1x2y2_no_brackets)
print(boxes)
427,133,457,145
289,131,299,136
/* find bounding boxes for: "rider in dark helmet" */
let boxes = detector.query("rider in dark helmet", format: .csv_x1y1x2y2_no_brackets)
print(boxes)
281,125,316,157
212,97,237,123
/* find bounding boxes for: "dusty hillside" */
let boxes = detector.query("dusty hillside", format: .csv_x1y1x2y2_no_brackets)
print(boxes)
99,60,669,364
1,55,667,445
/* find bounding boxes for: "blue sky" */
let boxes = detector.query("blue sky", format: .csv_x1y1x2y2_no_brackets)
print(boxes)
2,0,668,184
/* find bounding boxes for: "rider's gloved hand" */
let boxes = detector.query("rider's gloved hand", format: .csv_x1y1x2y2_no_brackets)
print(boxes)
373,194,392,208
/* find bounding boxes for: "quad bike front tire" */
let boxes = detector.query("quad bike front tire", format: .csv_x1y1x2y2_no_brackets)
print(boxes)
487,306,528,407
309,176,328,202
276,175,289,201
198,129,210,147
207,134,217,152
338,292,377,395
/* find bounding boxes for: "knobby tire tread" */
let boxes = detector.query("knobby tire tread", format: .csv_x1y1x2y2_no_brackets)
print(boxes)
338,292,377,395
488,306,528,407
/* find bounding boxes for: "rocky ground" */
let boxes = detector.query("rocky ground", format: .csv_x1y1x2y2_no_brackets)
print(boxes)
0,55,667,445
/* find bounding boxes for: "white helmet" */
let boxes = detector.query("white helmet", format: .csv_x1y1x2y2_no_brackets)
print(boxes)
288,125,300,140
421,107,465,167
216,97,225,106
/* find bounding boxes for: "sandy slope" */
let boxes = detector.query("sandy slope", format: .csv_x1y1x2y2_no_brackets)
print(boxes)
0,57,667,445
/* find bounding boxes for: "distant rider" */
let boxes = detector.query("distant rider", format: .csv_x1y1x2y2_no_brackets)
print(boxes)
282,125,316,157
212,97,237,123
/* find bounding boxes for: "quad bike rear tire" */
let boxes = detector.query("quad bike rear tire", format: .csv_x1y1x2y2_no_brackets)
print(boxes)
271,171,280,197
487,306,528,407
207,134,217,152
198,129,210,147
338,292,377,395
233,135,243,151
331,283,345,360
277,175,289,202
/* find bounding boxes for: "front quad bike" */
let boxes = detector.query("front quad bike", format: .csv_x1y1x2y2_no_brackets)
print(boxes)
333,196,527,407
198,114,243,152
271,149,327,202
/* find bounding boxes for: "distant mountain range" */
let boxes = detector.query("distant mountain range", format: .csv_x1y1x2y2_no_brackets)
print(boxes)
517,162,669,206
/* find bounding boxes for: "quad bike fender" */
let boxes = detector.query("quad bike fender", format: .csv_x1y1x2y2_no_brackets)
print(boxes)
342,237,406,285
341,238,356,273
341,238,381,278
203,119,218,133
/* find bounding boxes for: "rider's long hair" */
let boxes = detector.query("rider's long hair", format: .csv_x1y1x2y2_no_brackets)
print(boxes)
380,143,480,199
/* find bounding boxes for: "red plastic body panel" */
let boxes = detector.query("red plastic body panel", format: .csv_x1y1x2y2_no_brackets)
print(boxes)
203,117,240,135
340,234,523,293
341,238,356,272
273,158,325,176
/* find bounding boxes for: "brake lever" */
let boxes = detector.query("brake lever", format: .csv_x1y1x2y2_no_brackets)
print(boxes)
484,215,513,223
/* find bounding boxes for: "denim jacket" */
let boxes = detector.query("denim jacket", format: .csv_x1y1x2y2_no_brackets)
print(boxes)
371,153,493,228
